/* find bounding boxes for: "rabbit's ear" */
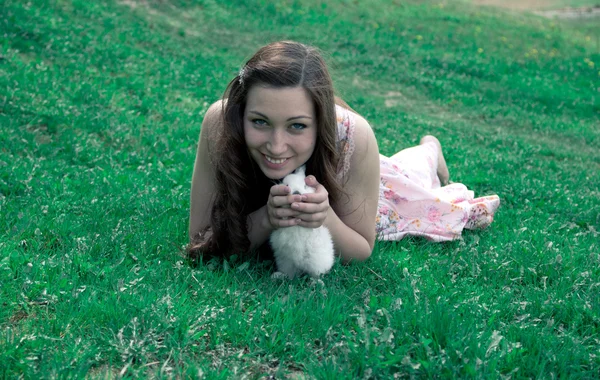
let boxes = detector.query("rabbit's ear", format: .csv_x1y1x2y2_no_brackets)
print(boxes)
295,165,306,175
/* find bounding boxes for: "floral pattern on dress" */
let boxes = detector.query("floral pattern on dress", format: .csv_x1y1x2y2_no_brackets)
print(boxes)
375,142,500,241
335,107,500,242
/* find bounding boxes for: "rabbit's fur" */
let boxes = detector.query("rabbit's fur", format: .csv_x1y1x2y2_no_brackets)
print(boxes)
269,166,335,279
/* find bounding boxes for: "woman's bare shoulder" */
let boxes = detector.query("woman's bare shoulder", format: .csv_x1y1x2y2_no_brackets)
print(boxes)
347,110,377,161
335,104,371,134
190,100,224,238
201,99,225,143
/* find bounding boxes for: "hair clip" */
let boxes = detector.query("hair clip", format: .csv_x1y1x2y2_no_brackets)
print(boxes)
238,66,246,86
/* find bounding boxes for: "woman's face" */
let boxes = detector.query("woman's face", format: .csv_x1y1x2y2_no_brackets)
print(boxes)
244,85,318,180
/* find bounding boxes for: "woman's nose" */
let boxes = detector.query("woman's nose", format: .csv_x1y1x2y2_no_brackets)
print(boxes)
268,129,287,155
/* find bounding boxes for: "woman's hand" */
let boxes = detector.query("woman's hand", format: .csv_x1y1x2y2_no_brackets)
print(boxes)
267,176,330,229
266,184,303,229
291,175,330,229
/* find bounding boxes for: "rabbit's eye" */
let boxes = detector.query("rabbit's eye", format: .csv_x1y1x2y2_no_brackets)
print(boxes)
292,191,301,195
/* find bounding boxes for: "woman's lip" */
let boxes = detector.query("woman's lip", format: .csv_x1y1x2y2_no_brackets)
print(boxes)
262,154,289,169
264,154,289,162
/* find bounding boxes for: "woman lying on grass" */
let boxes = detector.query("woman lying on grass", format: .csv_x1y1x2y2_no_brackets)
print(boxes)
187,40,500,264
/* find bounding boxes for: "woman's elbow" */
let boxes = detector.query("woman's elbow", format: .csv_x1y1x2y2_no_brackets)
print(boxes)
341,245,373,264
355,251,373,263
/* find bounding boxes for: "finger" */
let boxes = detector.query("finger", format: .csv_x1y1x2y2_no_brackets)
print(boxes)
271,207,301,219
270,195,290,208
290,201,327,214
270,184,290,196
305,175,319,187
295,211,327,223
271,217,301,228
301,179,329,204
300,191,328,204
271,194,303,208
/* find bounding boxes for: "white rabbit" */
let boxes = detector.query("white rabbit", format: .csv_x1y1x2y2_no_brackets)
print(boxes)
269,165,335,279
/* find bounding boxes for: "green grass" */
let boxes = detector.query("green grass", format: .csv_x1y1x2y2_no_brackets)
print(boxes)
1,0,599,377
471,0,600,10
549,0,600,8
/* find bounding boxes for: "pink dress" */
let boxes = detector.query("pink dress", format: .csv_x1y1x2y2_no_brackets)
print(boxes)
335,105,500,242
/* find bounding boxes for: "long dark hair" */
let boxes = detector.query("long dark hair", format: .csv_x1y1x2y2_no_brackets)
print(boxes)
187,41,347,261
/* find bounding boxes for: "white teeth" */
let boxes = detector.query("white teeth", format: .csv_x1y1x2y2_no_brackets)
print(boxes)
265,155,287,164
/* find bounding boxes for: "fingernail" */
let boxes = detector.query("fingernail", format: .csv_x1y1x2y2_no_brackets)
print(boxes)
295,219,302,224
292,203,299,208
294,195,302,202
301,196,307,201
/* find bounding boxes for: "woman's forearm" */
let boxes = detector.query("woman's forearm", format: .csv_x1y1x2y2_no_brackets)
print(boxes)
246,205,274,250
324,208,373,264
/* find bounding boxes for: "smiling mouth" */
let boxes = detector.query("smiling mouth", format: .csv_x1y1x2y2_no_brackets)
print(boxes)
264,155,288,164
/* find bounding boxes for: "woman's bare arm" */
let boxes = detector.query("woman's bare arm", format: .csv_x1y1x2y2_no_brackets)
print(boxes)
326,114,380,262
188,102,220,240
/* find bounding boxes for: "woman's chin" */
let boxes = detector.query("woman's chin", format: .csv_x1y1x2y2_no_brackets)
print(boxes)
261,167,293,180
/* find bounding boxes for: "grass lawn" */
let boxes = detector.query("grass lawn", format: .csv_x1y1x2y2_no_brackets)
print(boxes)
541,0,600,8
473,0,600,10
1,0,599,377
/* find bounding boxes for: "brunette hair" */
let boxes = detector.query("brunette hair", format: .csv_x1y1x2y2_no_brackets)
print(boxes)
187,41,347,261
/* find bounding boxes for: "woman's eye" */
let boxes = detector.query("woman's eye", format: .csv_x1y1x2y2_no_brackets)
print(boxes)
252,119,268,127
290,123,307,130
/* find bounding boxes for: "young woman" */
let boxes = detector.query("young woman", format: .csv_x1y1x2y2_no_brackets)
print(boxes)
188,41,500,263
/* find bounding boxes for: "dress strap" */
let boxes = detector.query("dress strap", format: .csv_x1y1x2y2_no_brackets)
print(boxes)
335,104,356,180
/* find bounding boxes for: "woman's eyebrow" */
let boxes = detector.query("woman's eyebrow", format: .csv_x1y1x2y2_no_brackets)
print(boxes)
248,110,312,121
